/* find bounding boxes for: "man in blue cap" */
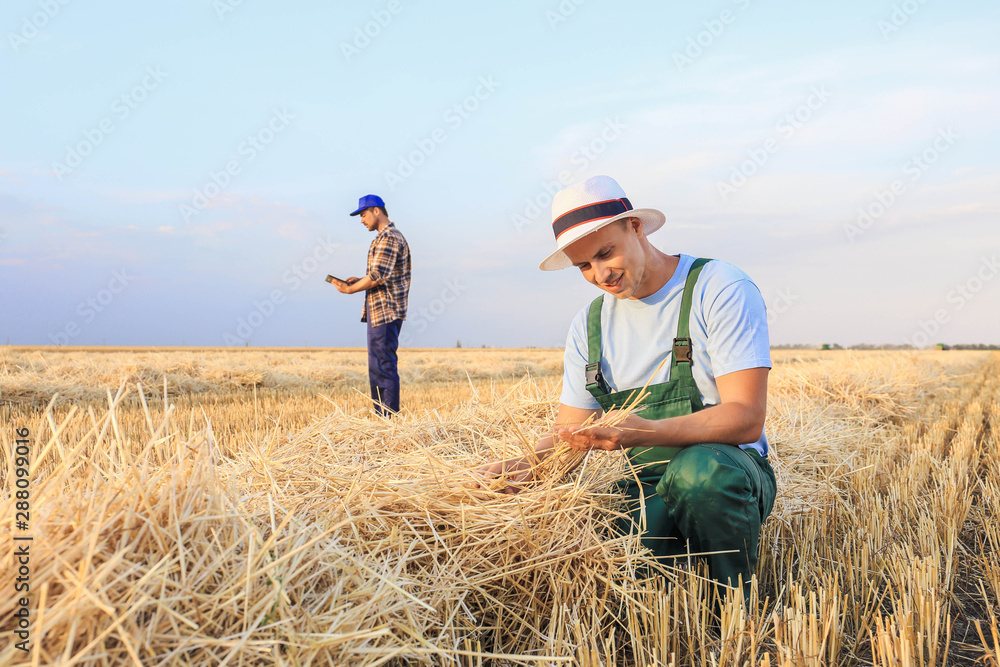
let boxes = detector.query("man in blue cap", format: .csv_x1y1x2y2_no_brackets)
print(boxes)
334,194,411,416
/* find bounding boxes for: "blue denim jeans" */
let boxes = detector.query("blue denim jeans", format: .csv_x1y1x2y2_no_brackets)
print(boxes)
366,318,402,416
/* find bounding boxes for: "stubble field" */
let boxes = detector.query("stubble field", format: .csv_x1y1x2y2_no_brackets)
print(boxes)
1,346,999,666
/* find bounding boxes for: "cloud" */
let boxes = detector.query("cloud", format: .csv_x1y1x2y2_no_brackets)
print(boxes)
95,186,185,205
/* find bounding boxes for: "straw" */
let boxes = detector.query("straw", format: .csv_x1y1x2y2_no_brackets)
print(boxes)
1,348,997,665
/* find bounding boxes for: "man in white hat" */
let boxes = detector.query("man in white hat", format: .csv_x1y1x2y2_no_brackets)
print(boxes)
480,175,776,597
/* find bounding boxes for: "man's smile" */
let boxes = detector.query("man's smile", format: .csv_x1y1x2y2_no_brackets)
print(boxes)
603,273,623,292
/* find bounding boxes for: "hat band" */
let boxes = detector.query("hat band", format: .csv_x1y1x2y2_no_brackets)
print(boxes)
553,198,633,240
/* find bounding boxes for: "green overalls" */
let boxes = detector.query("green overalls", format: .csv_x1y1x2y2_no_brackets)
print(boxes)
584,258,776,597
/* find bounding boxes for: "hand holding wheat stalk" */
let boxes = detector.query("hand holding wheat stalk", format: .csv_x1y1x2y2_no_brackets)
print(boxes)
477,358,667,492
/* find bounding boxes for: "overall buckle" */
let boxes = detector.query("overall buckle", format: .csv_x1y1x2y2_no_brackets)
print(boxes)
585,362,609,393
673,337,693,364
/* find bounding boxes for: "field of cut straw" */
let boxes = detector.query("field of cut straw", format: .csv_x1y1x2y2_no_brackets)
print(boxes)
2,346,999,666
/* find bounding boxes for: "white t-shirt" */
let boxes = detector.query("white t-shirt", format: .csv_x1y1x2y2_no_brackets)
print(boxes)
559,254,772,455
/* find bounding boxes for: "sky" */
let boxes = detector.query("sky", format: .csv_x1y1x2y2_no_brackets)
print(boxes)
1,0,998,349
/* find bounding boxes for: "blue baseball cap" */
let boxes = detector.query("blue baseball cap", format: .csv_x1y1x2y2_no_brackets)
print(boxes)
349,194,385,216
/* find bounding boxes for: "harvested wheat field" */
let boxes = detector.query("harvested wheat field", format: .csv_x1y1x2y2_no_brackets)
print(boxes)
1,346,999,666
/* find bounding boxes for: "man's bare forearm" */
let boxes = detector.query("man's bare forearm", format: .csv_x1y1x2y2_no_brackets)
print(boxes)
531,434,557,462
510,431,569,467
650,402,764,447
348,275,377,293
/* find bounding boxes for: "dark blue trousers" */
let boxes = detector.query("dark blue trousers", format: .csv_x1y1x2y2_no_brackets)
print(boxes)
366,318,402,416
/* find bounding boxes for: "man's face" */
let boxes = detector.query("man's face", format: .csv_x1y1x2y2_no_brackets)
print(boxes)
563,218,645,299
359,208,378,231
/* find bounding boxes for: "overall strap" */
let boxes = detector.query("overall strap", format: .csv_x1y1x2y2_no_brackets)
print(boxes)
672,258,711,379
584,258,712,397
585,295,611,398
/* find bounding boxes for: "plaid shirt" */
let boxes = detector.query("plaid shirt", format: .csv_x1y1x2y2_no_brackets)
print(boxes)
362,223,411,326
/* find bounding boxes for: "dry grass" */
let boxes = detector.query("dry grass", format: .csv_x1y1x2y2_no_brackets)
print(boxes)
0,347,563,408
0,347,997,665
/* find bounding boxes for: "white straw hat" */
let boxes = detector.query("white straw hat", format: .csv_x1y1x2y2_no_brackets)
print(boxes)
539,175,665,271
